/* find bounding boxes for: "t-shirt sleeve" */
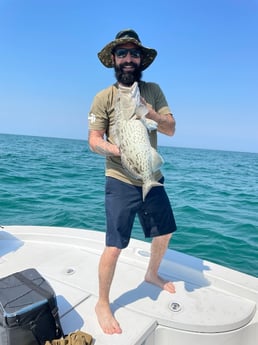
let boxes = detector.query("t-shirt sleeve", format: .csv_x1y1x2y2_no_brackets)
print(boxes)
154,83,170,113
88,92,109,131
142,82,172,116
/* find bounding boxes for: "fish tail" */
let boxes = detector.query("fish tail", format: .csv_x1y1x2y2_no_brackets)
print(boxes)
142,180,163,201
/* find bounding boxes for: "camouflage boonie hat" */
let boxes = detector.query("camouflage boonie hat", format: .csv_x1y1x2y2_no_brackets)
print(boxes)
98,29,157,71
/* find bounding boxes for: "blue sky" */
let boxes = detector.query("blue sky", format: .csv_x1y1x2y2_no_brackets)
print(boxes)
1,0,257,153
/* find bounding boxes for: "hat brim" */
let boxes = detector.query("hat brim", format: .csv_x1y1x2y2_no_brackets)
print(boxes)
98,37,157,71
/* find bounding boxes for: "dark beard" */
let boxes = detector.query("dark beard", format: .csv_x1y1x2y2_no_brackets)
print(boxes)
114,62,142,86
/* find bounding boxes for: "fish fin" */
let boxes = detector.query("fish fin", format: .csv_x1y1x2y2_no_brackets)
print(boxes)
151,148,164,172
142,180,163,201
139,116,158,131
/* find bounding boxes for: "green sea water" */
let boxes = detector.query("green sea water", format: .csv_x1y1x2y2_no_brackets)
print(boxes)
1,133,258,277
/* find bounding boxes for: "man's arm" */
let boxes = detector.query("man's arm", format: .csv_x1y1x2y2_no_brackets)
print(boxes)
88,129,120,156
146,110,176,136
137,97,176,136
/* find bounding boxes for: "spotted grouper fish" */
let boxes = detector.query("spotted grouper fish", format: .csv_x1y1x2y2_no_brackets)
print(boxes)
113,82,164,201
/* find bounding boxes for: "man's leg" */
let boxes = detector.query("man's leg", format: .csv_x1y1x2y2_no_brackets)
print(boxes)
145,233,176,293
95,246,122,334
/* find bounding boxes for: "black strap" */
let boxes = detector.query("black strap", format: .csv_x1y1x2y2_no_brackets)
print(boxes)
13,271,55,311
14,271,64,341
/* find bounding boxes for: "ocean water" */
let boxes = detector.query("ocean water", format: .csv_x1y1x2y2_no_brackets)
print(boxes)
1,133,258,278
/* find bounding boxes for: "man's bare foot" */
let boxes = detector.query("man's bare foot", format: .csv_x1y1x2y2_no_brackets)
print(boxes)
95,301,122,334
145,273,176,293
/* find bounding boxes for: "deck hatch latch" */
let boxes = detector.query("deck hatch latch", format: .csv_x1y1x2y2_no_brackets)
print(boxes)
169,302,182,312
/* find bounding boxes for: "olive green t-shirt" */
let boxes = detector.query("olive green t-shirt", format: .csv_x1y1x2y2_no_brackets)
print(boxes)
88,81,172,186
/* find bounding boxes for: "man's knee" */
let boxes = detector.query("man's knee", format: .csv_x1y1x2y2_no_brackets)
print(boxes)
154,232,172,244
105,246,122,259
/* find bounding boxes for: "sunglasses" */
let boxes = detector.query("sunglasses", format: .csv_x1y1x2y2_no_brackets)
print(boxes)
113,48,141,59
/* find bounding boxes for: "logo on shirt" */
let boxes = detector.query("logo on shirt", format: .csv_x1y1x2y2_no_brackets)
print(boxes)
88,113,96,124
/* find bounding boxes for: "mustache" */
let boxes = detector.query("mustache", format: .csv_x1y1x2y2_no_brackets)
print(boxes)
114,62,142,86
115,62,139,72
119,62,138,69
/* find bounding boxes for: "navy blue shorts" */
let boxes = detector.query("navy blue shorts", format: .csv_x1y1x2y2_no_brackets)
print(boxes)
105,177,177,249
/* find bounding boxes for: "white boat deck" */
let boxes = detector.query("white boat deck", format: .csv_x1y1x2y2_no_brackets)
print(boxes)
1,226,258,345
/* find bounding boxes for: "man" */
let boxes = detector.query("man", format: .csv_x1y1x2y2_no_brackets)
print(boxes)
88,29,177,335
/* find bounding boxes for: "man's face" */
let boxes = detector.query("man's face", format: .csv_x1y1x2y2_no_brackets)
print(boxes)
112,43,142,86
